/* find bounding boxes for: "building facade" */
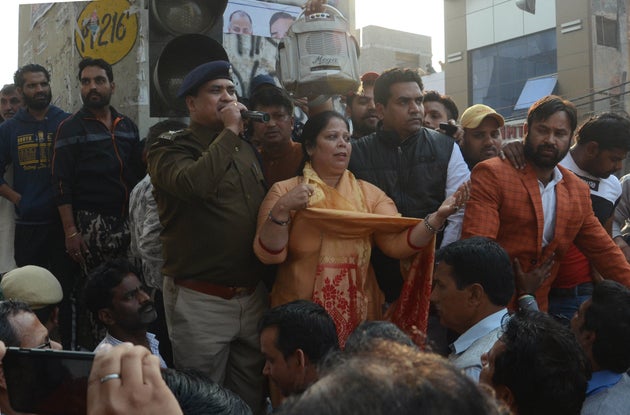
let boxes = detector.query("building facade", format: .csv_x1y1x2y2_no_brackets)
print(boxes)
444,0,630,138
357,25,432,74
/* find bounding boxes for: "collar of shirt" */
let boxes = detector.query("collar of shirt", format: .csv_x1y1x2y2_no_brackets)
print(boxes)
102,331,167,368
451,309,508,355
560,152,595,180
539,166,563,246
538,165,564,190
261,140,299,161
587,370,624,396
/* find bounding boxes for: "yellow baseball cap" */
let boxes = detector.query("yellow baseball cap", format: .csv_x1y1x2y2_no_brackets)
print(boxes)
460,104,504,129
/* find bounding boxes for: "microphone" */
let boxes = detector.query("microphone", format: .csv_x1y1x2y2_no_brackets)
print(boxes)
241,110,270,123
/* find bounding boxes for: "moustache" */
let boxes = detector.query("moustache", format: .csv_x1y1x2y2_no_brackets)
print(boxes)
537,144,558,153
139,302,155,314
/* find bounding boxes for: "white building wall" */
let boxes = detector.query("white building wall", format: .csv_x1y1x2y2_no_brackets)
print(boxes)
466,0,556,50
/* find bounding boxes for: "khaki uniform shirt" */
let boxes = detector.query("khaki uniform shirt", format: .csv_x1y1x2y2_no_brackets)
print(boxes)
147,121,268,287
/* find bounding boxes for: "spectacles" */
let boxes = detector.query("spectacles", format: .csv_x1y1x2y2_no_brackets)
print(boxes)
34,338,52,349
268,112,291,122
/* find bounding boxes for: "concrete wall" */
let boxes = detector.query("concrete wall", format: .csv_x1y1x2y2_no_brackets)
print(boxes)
589,0,629,115
444,0,468,116
18,1,145,129
358,25,431,73
555,0,592,117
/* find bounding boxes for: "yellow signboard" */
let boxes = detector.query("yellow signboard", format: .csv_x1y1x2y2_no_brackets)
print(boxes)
75,0,138,65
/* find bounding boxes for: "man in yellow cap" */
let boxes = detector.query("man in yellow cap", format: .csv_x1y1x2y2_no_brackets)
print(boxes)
459,104,504,170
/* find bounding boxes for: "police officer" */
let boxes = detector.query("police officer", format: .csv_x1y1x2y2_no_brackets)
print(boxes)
147,60,270,414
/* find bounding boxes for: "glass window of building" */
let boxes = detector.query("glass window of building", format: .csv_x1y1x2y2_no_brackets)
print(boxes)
469,29,557,119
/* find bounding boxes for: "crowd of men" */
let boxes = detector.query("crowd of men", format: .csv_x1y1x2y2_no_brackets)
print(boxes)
0,44,630,414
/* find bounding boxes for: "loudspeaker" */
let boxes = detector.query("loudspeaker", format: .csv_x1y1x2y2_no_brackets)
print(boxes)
277,5,359,98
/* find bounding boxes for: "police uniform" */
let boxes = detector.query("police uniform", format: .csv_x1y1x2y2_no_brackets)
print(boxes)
146,61,270,414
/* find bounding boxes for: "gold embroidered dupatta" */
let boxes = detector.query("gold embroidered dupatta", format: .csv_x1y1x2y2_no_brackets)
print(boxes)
299,163,435,346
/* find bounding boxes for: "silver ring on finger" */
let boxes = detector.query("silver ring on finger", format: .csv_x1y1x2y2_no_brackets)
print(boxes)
100,373,121,383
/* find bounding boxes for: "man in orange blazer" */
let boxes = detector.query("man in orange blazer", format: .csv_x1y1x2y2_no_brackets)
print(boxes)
462,95,630,311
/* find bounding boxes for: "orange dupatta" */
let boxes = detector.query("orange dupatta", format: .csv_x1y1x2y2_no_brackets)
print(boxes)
299,164,435,346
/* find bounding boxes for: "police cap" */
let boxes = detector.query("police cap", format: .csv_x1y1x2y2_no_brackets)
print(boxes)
177,60,233,98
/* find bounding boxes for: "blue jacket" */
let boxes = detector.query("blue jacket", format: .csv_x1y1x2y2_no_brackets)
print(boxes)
0,105,70,224
52,106,144,217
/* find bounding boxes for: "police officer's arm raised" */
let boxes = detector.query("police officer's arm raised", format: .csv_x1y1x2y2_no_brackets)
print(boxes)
146,61,252,200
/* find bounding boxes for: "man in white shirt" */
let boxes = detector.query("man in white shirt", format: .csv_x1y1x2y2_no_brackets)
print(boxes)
500,111,630,320
572,280,630,415
430,237,514,381
83,258,166,367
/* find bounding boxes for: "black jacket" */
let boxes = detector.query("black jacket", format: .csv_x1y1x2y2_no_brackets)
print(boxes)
348,127,456,302
348,127,455,218
52,106,144,217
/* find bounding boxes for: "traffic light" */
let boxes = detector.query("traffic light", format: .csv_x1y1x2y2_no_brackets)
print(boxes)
149,0,228,117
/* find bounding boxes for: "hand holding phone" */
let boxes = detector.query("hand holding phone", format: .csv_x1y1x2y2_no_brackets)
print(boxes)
87,343,183,415
3,347,94,415
439,122,459,136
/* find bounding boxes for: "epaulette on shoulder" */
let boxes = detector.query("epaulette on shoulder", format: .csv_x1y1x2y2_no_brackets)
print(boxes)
158,129,187,141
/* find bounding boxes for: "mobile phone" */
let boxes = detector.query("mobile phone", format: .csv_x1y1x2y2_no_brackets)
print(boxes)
439,122,458,136
3,347,95,415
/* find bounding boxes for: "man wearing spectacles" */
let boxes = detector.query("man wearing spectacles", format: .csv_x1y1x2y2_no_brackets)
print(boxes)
0,300,61,414
249,86,303,186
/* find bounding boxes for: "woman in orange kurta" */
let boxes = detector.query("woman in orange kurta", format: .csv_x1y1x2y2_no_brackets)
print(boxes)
254,111,468,344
